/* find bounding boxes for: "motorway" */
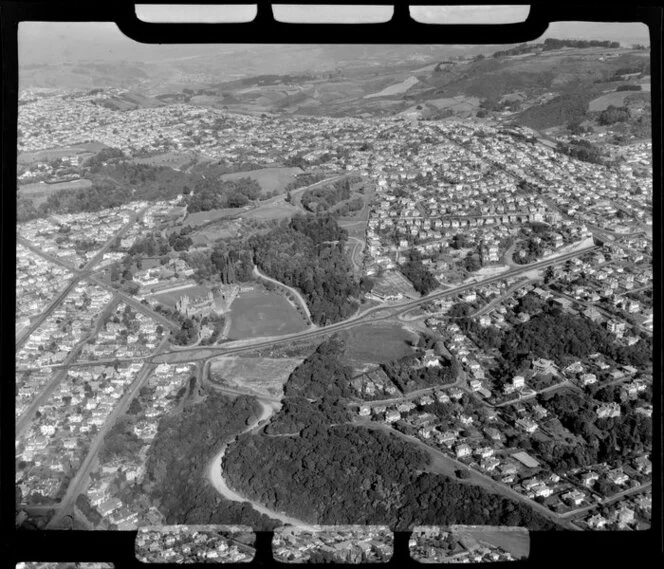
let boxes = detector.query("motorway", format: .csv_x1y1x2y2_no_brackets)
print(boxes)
47,336,171,528
148,245,598,364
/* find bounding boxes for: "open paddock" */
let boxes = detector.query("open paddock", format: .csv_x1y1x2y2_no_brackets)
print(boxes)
589,90,645,111
219,167,303,196
241,202,299,221
131,151,197,170
341,322,417,365
19,178,93,205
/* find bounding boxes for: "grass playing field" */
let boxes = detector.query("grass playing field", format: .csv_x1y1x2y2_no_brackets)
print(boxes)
227,286,308,340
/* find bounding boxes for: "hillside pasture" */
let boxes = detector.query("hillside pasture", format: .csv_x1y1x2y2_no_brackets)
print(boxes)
365,76,420,99
588,91,639,112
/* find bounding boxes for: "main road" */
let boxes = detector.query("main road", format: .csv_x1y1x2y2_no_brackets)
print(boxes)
15,207,149,349
149,245,598,364
16,295,122,437
47,336,171,528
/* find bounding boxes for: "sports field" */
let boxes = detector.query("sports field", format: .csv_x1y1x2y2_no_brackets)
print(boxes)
227,287,308,340
219,166,303,196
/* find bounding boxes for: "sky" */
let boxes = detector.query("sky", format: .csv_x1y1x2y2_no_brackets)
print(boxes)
19,5,650,65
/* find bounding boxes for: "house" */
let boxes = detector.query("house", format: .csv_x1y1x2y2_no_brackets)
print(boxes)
596,402,621,419
480,456,501,472
455,444,472,458
582,471,600,487
531,358,557,375
436,391,450,404
419,395,434,406
469,379,482,391
633,455,652,475
512,375,525,389
515,417,538,433
607,468,629,486
358,405,371,417
385,410,401,423
579,373,598,386
586,514,608,529
562,490,586,506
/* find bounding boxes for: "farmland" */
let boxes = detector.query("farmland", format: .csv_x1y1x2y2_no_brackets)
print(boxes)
227,286,309,340
208,356,304,399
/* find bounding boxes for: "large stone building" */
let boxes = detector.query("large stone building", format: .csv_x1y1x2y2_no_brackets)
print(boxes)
175,284,239,318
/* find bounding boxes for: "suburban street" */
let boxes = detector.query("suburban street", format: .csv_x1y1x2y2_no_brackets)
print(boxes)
356,420,578,531
16,295,122,437
46,336,171,528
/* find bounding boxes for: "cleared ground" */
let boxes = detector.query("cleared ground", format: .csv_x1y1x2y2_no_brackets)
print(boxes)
373,270,421,300
209,356,303,399
341,322,417,365
228,286,308,340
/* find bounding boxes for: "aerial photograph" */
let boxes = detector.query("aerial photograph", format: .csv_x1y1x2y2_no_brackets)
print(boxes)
15,10,652,551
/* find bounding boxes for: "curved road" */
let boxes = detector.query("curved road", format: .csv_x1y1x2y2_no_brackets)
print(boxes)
207,399,317,529
252,266,315,326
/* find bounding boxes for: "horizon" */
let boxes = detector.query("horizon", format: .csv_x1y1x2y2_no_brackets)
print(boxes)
19,20,650,69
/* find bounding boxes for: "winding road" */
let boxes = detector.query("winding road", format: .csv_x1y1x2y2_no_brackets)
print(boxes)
207,399,317,529
252,266,315,327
